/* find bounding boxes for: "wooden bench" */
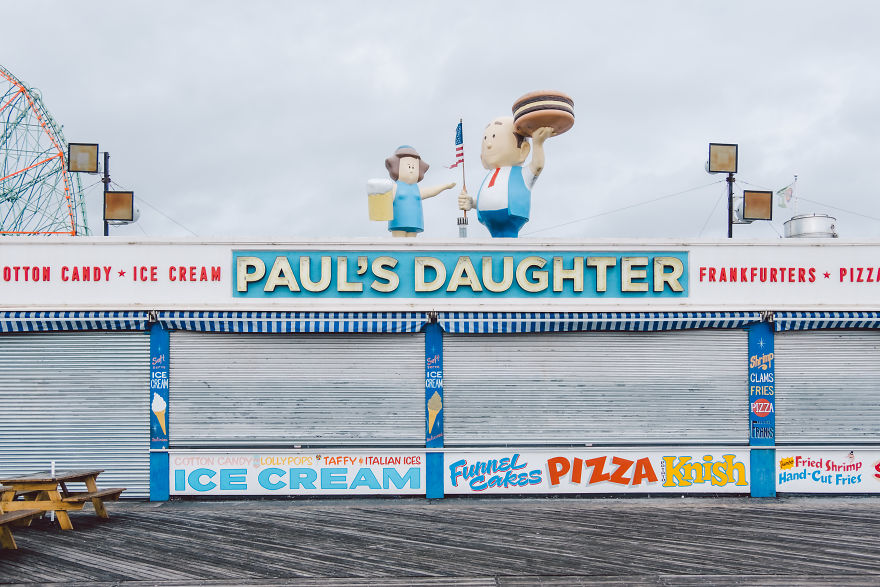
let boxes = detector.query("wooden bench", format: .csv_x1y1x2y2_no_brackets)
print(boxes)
0,509,42,549
62,488,125,518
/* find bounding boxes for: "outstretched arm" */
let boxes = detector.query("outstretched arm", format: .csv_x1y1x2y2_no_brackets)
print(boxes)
420,182,456,199
529,127,553,178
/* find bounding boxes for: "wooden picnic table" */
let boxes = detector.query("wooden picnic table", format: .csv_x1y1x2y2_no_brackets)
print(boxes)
0,485,43,549
0,469,125,531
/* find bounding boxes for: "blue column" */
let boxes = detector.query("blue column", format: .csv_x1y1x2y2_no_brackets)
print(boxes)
748,321,776,497
149,323,170,501
425,322,444,499
150,452,170,501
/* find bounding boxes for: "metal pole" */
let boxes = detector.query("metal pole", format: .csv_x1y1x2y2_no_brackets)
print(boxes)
458,118,468,239
727,172,734,239
102,152,110,236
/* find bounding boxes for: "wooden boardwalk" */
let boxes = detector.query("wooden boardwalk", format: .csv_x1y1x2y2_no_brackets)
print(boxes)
2,496,880,585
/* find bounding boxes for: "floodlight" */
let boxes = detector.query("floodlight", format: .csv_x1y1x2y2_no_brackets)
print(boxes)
707,143,738,174
67,143,99,173
104,191,135,223
742,190,773,221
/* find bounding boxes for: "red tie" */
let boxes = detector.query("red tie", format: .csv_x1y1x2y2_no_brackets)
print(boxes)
488,167,501,188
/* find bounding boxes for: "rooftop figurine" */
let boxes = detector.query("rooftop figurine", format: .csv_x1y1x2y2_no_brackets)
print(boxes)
367,146,455,237
458,91,574,238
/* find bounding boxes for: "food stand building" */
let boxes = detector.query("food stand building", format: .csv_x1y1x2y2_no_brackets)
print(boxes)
1,238,878,499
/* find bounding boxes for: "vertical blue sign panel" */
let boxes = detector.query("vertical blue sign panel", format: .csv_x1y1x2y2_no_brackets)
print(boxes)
425,323,444,499
425,323,443,448
748,322,775,446
150,323,170,449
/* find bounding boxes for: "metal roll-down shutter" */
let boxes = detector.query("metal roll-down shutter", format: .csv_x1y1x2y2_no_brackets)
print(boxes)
169,331,425,447
775,330,880,444
443,329,747,446
0,332,150,497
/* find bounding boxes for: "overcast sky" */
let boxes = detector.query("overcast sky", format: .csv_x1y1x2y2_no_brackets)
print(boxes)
4,1,880,240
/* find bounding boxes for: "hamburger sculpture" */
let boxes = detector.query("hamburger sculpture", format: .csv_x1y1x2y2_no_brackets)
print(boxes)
512,90,575,138
457,90,574,238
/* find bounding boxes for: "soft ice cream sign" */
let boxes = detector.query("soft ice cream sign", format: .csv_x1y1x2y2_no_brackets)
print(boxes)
170,451,424,496
150,325,170,449
445,450,750,494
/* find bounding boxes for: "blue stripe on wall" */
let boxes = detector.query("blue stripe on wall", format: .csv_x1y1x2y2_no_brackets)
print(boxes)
150,451,170,502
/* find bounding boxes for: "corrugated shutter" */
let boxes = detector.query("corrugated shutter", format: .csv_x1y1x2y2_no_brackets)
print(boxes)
0,332,150,497
169,332,424,447
775,330,880,443
443,330,747,445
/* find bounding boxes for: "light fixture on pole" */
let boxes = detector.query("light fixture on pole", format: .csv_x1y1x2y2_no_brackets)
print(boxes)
101,153,137,236
706,143,738,238
67,143,99,173
736,190,773,223
67,144,137,236
105,191,137,222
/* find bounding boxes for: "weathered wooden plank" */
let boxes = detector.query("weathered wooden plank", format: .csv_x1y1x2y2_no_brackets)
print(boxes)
1,497,879,584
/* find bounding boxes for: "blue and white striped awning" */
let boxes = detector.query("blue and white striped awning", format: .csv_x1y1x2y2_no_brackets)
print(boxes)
157,311,429,333
775,311,880,331
0,311,150,333
438,311,763,334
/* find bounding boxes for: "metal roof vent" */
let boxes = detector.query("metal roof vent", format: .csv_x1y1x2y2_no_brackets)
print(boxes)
783,213,838,238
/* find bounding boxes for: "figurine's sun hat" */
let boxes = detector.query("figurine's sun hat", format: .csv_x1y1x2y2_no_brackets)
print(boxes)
394,145,421,159
512,90,575,137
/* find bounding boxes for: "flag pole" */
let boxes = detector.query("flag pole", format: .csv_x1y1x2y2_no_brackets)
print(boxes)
457,118,468,238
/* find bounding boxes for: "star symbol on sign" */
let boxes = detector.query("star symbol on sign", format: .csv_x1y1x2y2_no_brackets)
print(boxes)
824,272,830,279
758,338,765,350
118,269,126,277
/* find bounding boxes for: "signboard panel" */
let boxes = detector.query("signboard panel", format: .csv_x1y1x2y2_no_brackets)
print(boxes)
444,449,751,494
776,449,880,493
149,325,170,449
169,451,424,496
2,238,880,311
748,323,775,445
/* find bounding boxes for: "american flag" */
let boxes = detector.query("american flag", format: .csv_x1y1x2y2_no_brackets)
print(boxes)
448,120,464,168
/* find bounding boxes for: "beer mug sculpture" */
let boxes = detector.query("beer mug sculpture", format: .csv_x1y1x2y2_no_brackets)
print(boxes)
367,179,394,221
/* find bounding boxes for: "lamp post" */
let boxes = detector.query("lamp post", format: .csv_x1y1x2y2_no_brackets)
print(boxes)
706,143,774,236
102,151,110,236
67,144,136,236
707,143,738,238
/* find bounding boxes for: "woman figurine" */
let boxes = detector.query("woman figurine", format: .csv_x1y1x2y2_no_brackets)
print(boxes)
385,145,455,237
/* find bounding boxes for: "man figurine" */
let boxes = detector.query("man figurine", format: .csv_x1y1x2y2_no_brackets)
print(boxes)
458,117,553,238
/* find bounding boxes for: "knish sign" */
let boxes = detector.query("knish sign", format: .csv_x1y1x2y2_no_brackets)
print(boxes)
233,251,688,299
445,449,750,494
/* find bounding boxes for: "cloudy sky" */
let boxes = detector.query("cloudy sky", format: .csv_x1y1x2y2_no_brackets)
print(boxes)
4,1,880,240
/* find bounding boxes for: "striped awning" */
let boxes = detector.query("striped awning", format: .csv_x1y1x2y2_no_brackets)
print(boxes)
437,311,763,334
775,311,880,331
156,311,429,333
0,311,150,333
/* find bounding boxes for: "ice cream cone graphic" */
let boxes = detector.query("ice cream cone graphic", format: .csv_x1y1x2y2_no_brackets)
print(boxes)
151,393,168,436
155,409,167,435
427,391,442,433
